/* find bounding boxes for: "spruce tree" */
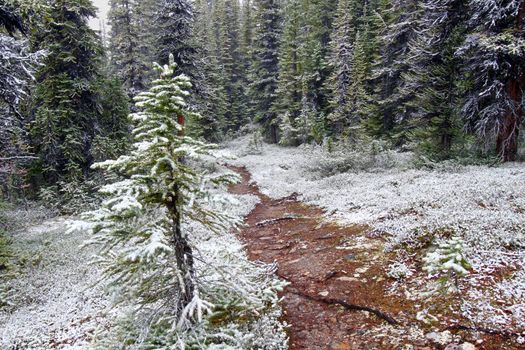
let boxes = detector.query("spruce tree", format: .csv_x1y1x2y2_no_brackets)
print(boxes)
400,0,468,159
107,0,149,98
0,0,45,197
193,0,228,141
274,0,302,127
365,0,422,144
213,0,245,132
273,0,303,122
459,0,525,161
325,0,356,135
30,0,107,183
155,0,196,76
250,0,281,143
76,54,238,333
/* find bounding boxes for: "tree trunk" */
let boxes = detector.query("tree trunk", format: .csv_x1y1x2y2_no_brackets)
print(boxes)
497,0,525,162
166,189,196,314
170,113,195,314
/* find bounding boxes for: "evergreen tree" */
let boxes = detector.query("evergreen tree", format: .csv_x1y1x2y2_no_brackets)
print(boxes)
29,0,119,183
213,0,245,132
193,0,228,141
0,0,45,197
274,0,302,125
155,0,196,76
250,0,281,143
403,0,468,159
107,0,149,97
75,54,237,337
325,0,356,135
459,0,525,161
239,0,255,123
365,0,422,144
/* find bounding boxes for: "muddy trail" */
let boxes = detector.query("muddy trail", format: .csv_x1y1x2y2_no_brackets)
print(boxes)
228,166,521,350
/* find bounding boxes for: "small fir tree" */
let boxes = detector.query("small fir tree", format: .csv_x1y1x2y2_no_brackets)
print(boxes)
72,54,238,331
423,236,471,291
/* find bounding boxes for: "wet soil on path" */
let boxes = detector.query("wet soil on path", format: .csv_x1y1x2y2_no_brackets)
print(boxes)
228,166,522,350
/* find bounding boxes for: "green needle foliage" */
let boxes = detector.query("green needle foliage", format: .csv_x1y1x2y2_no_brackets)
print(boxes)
72,54,239,335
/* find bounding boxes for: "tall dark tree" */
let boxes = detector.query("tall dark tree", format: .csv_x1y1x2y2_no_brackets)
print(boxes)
30,0,117,183
0,0,45,197
460,0,525,161
325,0,356,135
155,0,196,75
250,0,281,143
398,0,468,158
365,0,422,144
107,0,149,97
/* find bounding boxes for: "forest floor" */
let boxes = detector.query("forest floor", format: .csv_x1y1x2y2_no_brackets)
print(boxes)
223,135,525,350
228,165,519,350
0,215,117,349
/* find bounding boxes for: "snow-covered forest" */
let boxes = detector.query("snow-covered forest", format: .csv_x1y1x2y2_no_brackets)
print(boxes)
1,0,525,349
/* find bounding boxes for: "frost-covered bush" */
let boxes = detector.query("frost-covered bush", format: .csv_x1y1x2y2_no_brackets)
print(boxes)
38,178,101,215
423,236,471,291
386,261,415,280
278,112,298,146
247,129,264,155
305,140,404,177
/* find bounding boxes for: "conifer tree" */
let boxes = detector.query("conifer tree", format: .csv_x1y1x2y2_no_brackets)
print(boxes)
365,0,422,144
207,0,244,134
325,0,356,135
401,0,468,159
459,0,525,161
193,0,227,141
107,0,149,97
76,54,238,333
250,0,281,142
273,0,302,123
30,0,107,183
155,0,196,76
274,0,302,125
0,0,45,197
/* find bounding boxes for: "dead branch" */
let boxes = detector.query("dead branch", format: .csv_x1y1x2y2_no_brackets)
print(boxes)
446,324,523,338
255,214,300,227
288,289,399,325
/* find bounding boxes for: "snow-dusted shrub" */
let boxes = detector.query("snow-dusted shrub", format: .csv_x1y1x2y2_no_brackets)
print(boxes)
278,112,298,146
386,261,415,280
38,178,101,215
423,236,471,289
247,130,264,155
305,139,406,177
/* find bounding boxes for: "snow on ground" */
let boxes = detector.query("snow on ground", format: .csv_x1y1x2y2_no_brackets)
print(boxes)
0,168,287,349
223,135,525,332
0,217,117,349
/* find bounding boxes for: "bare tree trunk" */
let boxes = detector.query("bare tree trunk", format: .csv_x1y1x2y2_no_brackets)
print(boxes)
168,113,196,314
497,0,525,162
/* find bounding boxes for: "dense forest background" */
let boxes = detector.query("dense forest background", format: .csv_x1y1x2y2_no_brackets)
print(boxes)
2,0,525,200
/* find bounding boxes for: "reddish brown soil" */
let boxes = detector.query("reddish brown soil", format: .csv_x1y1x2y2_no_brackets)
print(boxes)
228,166,524,350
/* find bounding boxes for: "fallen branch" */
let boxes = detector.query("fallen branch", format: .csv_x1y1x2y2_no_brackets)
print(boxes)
255,214,300,227
446,324,524,338
288,288,399,325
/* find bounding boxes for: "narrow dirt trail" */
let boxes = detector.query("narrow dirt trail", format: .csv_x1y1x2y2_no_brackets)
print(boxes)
228,166,521,350
228,166,412,349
